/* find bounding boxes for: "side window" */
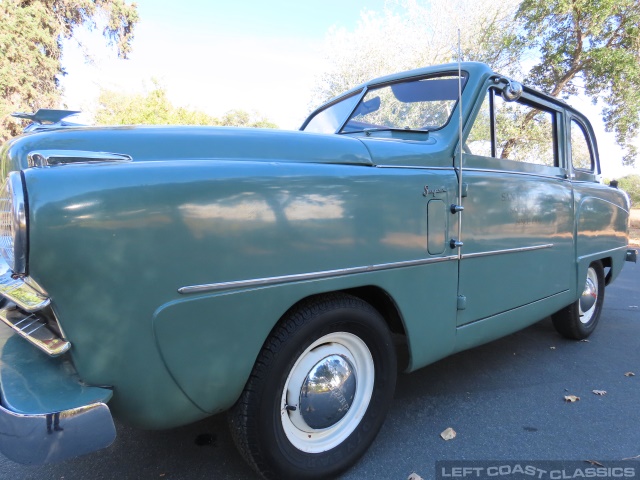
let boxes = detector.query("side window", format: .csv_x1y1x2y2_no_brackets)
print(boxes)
466,93,492,157
570,119,594,171
494,95,556,167
466,89,558,168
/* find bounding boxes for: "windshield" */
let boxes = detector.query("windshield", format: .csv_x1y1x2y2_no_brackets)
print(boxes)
341,74,466,133
302,90,362,134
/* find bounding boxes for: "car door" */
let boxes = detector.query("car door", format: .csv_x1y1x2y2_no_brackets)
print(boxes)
456,86,574,327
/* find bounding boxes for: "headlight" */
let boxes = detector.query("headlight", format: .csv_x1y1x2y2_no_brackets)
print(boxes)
0,172,27,274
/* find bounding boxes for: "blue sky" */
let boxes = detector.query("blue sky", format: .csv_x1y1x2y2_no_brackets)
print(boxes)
131,0,387,39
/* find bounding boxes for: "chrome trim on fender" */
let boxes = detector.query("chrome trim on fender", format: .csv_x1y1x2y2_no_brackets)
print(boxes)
0,304,70,356
0,269,50,312
461,244,554,260
576,244,630,263
179,255,459,294
0,401,115,465
0,259,68,356
28,150,132,167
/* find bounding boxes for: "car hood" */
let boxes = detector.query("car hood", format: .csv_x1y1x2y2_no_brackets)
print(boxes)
1,126,373,173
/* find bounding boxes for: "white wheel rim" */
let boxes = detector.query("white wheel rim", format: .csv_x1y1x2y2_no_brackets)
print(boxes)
280,332,374,453
579,267,599,324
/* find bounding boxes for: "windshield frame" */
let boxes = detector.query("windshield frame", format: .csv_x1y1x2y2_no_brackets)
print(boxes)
301,70,468,135
339,71,468,135
300,88,365,134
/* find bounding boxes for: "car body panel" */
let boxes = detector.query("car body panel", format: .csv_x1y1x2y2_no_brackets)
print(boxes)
457,162,575,326
23,159,461,424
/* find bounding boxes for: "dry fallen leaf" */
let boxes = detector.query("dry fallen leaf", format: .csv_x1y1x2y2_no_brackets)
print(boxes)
440,427,457,440
592,390,607,396
622,454,640,460
624,372,635,377
408,474,424,480
585,460,604,467
564,395,580,402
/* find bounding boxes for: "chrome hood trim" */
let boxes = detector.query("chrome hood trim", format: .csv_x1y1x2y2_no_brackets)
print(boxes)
28,150,133,167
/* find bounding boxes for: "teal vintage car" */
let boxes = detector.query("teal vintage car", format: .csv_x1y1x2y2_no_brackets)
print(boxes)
0,62,635,479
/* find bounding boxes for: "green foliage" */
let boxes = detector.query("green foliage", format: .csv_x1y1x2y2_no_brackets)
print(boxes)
617,174,640,206
516,0,640,166
221,109,278,129
96,85,278,128
0,0,138,142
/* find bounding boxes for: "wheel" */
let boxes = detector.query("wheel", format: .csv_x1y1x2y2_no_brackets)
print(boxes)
552,261,605,339
228,293,397,480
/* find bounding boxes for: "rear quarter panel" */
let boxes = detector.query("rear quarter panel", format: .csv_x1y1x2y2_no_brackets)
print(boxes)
574,182,630,288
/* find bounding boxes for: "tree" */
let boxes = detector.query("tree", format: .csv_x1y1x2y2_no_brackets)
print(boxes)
617,174,640,206
96,85,279,128
0,0,138,142
311,0,522,107
516,0,640,166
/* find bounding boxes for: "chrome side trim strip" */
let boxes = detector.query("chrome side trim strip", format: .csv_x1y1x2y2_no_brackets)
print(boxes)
463,167,567,181
461,244,553,259
28,150,132,167
375,165,455,171
179,255,459,294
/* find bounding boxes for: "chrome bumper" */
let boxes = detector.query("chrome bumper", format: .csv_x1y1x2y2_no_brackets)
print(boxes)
0,272,115,464
0,401,116,465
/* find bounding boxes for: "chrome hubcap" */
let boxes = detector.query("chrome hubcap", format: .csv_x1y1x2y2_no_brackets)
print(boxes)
280,332,374,453
579,267,598,324
299,354,356,429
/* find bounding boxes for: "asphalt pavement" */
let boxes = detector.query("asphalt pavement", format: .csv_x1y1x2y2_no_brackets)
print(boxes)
1,262,638,480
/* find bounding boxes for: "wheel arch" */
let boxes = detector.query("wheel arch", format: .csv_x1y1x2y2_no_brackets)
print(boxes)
600,256,613,285
273,286,410,371
576,248,627,293
228,287,399,479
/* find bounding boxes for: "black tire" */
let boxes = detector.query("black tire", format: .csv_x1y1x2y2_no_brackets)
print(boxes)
552,261,605,339
228,293,397,480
